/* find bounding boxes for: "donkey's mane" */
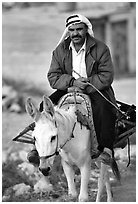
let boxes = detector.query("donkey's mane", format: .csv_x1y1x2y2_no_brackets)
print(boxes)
54,106,76,126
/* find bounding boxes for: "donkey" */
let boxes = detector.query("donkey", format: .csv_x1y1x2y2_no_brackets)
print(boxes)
26,94,119,202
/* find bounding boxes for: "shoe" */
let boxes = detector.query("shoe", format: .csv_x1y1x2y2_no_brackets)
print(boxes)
91,150,102,159
98,151,113,166
27,149,40,166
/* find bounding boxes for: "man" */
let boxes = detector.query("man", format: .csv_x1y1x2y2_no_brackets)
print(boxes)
28,14,117,165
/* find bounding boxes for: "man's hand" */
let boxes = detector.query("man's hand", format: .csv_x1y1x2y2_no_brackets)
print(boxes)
73,77,89,90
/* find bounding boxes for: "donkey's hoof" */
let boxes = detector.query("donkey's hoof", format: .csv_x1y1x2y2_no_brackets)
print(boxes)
79,198,88,202
79,195,88,202
68,192,78,198
66,193,77,201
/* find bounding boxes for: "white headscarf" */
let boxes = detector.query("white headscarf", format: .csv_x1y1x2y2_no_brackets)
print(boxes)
57,14,94,46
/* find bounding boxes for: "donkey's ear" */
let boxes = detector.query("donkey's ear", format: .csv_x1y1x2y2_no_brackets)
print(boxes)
43,96,55,117
26,98,40,121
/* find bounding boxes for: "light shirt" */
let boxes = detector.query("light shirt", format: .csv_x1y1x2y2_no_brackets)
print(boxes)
70,40,87,79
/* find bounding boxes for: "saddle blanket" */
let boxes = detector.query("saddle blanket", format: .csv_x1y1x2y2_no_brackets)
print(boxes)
57,92,98,151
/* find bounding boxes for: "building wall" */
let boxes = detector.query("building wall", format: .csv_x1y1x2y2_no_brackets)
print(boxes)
109,8,136,75
77,2,128,10
89,7,136,76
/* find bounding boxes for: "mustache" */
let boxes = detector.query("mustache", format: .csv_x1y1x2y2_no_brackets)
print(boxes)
72,35,81,39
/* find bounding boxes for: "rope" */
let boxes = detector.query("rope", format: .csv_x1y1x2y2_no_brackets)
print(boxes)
72,70,127,117
73,89,78,111
127,138,131,167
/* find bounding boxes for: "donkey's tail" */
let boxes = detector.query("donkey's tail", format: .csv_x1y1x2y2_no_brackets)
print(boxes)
111,157,121,182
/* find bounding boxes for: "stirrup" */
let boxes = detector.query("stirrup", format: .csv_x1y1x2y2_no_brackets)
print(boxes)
98,151,113,166
91,150,101,159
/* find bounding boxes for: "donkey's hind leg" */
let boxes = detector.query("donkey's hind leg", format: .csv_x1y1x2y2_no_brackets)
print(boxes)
96,161,113,202
105,171,114,202
95,162,108,202
61,159,77,198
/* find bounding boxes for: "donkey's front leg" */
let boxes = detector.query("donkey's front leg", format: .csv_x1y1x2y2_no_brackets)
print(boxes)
61,159,77,198
79,159,91,202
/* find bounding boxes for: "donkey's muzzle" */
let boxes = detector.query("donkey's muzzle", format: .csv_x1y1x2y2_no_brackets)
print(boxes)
39,167,51,176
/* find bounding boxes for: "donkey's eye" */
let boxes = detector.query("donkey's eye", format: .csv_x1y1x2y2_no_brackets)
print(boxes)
51,135,56,143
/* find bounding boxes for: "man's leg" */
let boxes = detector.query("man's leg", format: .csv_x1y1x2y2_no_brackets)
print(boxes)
89,91,117,162
39,90,67,111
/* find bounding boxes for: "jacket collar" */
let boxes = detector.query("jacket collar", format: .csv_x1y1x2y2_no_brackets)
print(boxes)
63,33,96,53
86,34,96,53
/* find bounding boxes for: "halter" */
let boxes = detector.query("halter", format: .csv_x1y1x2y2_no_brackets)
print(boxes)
39,120,77,160
39,134,59,160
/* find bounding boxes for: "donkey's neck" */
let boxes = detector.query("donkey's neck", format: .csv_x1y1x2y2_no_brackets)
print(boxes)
55,108,76,146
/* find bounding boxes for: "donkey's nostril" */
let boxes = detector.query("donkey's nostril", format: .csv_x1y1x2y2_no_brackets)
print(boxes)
39,167,51,176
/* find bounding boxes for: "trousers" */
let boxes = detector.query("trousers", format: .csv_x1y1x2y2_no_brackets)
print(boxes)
39,89,117,151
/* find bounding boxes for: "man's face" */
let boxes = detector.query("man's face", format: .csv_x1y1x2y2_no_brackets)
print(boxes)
68,23,87,45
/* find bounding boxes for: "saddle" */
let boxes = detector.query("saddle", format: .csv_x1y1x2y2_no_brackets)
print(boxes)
57,92,98,152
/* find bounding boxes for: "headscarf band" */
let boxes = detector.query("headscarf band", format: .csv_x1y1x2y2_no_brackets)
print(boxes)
57,14,94,46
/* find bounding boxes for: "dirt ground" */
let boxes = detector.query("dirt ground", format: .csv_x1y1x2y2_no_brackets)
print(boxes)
113,174,136,202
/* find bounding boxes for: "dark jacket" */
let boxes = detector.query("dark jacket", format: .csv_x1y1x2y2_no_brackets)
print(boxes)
47,34,116,104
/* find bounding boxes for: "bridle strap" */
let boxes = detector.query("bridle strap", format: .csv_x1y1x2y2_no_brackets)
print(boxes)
39,151,59,160
39,134,59,160
39,121,77,160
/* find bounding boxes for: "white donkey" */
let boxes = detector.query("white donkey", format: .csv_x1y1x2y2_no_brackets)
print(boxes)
26,94,120,202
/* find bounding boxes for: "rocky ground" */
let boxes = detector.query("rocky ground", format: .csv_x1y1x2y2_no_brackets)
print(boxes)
2,139,136,202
